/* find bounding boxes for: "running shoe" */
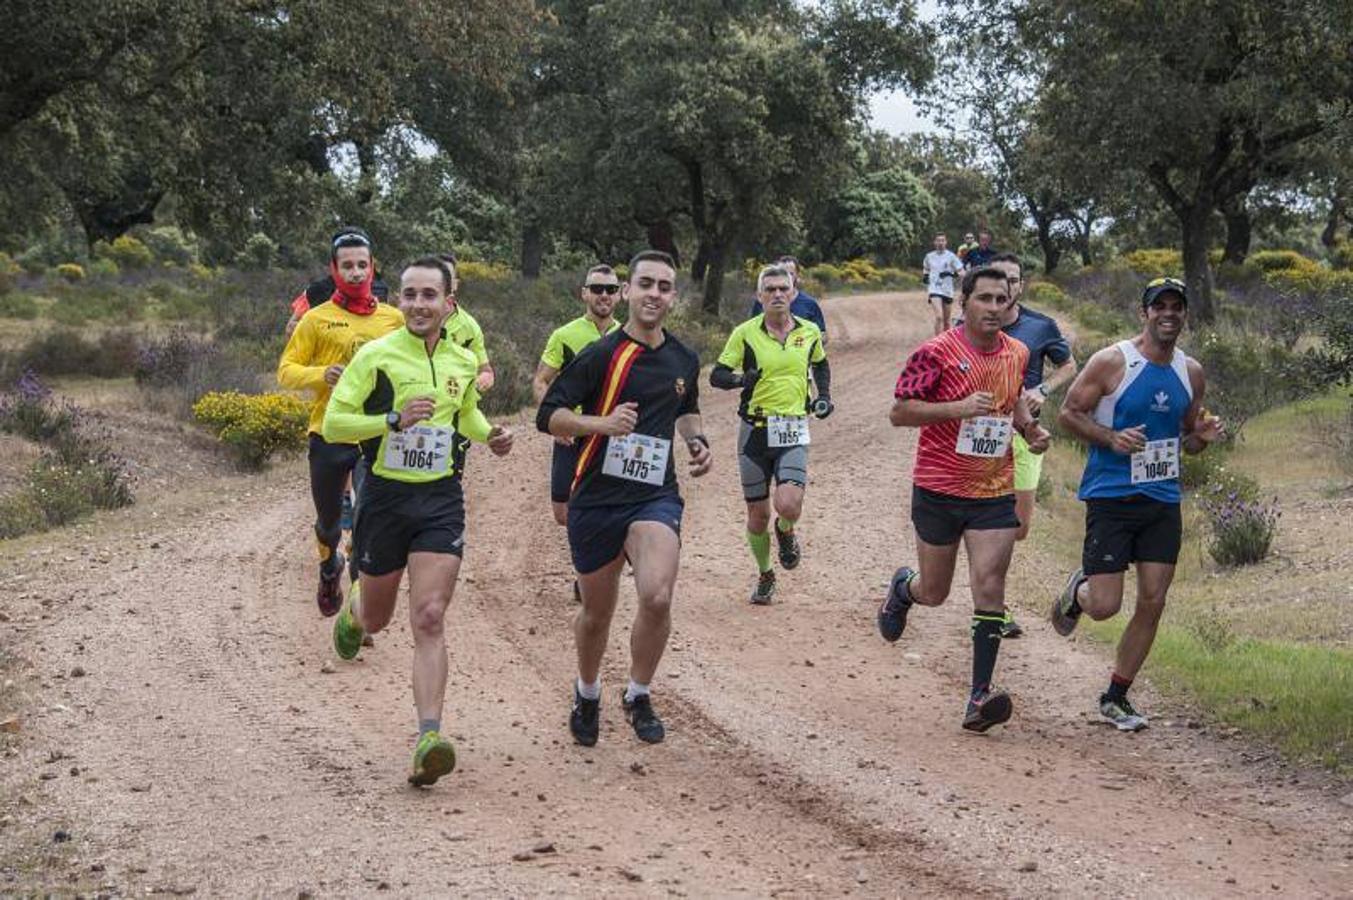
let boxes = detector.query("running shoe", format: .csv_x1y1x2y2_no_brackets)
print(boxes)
962,688,1013,733
332,582,365,660
340,491,354,532
1050,568,1085,637
749,570,776,605
1001,611,1024,639
773,519,801,570
408,730,456,786
570,685,600,747
877,566,915,643
622,691,665,744
1099,695,1148,732
316,553,345,618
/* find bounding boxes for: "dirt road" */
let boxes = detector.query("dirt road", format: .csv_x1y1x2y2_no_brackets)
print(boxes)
2,292,1350,897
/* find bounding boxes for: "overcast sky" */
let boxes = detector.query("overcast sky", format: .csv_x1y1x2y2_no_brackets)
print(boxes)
866,0,941,135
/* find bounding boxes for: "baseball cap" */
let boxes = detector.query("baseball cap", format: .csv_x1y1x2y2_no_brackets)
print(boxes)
1141,276,1187,308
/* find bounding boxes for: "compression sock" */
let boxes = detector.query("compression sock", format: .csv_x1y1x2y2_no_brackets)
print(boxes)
775,516,797,534
1105,672,1132,703
418,718,441,736
970,612,1005,698
576,677,601,701
624,680,650,703
746,530,773,574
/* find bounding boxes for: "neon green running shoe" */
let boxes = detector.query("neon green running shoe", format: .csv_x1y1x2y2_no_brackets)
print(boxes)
332,582,365,661
408,731,456,786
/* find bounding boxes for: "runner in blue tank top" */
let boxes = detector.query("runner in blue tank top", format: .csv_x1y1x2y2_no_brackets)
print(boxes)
1048,278,1224,732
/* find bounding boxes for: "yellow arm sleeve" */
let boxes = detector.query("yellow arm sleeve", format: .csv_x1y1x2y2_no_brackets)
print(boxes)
276,317,329,392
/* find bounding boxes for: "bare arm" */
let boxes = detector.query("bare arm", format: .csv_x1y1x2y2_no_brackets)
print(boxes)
676,412,712,477
1180,358,1223,454
545,402,636,439
889,393,990,428
531,362,559,404
1058,347,1145,454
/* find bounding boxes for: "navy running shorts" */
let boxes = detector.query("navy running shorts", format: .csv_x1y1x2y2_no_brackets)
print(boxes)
566,494,684,574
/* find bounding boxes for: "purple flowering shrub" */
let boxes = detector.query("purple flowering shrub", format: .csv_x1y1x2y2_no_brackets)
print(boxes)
1200,486,1279,567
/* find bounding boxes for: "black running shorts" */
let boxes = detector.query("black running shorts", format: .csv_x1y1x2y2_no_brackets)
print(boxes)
355,475,466,576
1082,495,1182,575
911,485,1019,546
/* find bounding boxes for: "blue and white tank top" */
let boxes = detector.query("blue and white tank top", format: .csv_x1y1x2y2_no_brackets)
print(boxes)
1079,340,1192,503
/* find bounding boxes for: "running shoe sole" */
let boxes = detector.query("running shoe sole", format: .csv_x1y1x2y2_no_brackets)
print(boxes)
1050,568,1084,637
877,566,914,643
408,739,456,786
332,585,364,661
962,691,1013,733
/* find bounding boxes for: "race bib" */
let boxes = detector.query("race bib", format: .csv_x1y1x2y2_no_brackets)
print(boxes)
955,416,1013,458
603,433,671,486
767,415,810,448
1131,438,1179,484
384,424,452,474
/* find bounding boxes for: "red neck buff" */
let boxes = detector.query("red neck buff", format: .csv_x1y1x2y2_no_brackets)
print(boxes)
329,260,377,315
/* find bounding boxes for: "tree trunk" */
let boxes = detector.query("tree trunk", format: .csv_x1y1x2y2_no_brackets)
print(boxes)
68,171,163,247
1033,211,1061,275
1178,206,1216,323
646,220,680,266
1074,214,1093,267
1221,196,1251,265
1322,192,1345,248
700,236,729,315
520,221,544,279
690,241,709,284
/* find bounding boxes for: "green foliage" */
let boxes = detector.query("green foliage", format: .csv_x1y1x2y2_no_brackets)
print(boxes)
1248,249,1319,273
1330,241,1353,271
1188,330,1333,436
0,293,38,319
237,233,279,271
136,226,199,267
1,328,140,380
192,391,308,470
822,165,937,263
1023,280,1069,309
106,235,154,270
55,262,84,282
86,257,119,279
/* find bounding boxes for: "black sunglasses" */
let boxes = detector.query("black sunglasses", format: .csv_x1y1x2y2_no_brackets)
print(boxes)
585,284,620,295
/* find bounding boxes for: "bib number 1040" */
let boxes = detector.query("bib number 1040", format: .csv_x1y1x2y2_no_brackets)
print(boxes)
1131,438,1179,484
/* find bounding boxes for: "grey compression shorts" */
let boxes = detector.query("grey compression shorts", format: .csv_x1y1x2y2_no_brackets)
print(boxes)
737,419,809,502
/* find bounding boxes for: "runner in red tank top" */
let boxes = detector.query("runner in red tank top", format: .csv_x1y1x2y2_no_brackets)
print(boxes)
878,267,1051,733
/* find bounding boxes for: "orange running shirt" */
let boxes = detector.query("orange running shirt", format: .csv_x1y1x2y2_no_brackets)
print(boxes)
893,327,1029,499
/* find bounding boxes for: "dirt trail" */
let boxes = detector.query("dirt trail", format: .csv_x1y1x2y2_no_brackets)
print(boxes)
2,292,1351,897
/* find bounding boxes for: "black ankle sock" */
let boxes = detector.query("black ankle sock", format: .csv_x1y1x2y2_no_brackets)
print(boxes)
1105,673,1131,703
970,612,1004,697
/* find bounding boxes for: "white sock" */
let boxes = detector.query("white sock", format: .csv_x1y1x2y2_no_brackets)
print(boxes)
576,677,601,701
624,679,650,703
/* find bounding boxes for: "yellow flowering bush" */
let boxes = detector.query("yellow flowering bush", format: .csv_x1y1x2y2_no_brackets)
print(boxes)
193,391,309,470
1024,280,1070,309
455,260,513,283
1247,249,1319,273
1123,248,1183,277
55,262,85,282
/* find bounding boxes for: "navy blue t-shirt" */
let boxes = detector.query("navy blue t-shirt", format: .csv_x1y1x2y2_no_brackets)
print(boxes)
749,290,826,336
1004,305,1071,389
964,247,998,268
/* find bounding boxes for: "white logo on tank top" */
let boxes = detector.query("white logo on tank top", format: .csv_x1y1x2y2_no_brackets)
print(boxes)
1151,390,1170,412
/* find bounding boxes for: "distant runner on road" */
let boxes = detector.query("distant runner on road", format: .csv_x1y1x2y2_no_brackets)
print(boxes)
277,227,404,617
533,265,623,529
1050,277,1223,732
537,250,712,748
324,256,515,786
711,264,832,605
877,267,1050,733
922,233,963,335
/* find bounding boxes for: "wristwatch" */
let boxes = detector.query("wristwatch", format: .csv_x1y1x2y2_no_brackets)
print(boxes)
1035,384,1049,399
385,410,402,431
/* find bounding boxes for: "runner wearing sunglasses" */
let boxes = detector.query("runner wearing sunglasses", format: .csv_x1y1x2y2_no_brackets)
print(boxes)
534,266,623,603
